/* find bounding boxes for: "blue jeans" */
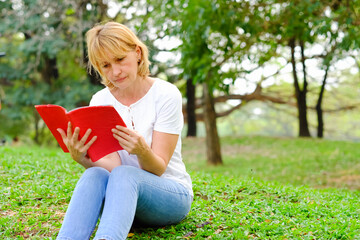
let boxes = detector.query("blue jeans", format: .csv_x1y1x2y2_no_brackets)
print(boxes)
57,166,192,240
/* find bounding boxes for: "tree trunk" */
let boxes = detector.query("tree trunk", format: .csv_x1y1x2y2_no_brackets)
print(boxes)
34,109,40,144
297,91,310,137
316,65,329,138
289,38,311,137
83,37,102,85
41,56,59,85
186,78,197,137
202,82,222,165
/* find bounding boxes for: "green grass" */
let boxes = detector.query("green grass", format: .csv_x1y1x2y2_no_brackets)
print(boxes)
183,136,360,189
1,136,360,239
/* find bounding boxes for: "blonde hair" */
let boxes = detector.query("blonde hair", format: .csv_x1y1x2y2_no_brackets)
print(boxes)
86,22,150,87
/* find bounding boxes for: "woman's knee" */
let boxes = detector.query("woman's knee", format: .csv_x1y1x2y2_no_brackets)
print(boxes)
81,167,110,183
74,167,110,194
109,165,142,183
111,165,139,175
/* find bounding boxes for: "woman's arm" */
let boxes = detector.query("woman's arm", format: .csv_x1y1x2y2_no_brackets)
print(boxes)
112,126,178,176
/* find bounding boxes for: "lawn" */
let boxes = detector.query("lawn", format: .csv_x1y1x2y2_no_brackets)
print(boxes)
1,136,360,239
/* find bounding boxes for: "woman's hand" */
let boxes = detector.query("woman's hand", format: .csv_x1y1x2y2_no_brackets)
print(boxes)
112,125,178,176
57,122,97,168
111,125,148,156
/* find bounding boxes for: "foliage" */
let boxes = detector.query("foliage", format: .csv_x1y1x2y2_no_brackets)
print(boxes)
149,0,263,92
1,0,360,143
259,0,360,137
0,0,109,141
1,136,360,238
148,0,360,139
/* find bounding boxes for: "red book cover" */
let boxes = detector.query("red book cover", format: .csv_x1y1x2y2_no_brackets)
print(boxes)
35,104,126,162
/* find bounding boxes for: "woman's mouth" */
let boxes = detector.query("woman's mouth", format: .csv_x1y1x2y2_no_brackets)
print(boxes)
115,76,126,82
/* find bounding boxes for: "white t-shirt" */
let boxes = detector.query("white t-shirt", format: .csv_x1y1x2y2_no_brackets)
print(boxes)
89,78,193,196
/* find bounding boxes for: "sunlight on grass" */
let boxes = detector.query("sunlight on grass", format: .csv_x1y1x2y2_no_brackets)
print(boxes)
1,136,360,239
183,136,360,189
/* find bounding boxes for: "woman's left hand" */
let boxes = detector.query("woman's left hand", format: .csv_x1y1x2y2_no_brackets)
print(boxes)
112,125,149,155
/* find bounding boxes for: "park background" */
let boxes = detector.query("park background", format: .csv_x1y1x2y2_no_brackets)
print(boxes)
1,0,360,239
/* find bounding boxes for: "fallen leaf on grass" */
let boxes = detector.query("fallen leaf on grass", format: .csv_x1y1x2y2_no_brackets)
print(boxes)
183,231,194,238
2,210,16,217
127,233,134,237
196,221,211,228
195,191,209,200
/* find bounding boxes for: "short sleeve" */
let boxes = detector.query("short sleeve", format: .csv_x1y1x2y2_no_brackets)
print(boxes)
89,95,98,106
154,85,184,135
89,88,114,107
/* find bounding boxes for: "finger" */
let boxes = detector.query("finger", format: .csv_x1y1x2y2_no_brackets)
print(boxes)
115,125,133,135
80,128,92,145
73,127,80,140
82,136,97,151
113,133,131,148
113,133,126,143
112,128,131,139
114,126,127,136
57,128,66,139
114,126,138,138
67,122,72,137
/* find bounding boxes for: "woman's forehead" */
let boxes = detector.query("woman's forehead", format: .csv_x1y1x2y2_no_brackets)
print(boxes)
98,50,126,63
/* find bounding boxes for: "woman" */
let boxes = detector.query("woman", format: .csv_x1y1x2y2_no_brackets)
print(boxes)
56,22,193,240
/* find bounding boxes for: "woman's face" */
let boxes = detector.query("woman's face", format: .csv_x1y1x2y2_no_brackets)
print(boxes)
99,47,141,89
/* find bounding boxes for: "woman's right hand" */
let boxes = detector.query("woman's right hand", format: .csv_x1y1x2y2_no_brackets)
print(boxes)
57,122,97,168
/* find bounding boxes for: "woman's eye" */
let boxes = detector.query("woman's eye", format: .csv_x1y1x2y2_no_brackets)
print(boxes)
102,64,109,68
116,57,124,62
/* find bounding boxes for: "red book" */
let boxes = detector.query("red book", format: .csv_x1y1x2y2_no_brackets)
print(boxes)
35,104,126,162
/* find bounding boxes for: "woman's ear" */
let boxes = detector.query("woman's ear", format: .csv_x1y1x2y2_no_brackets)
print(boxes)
136,46,142,61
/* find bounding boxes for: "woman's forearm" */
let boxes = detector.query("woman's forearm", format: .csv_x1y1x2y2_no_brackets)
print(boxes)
136,146,167,176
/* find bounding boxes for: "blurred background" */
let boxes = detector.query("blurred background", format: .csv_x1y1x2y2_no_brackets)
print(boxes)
0,0,359,161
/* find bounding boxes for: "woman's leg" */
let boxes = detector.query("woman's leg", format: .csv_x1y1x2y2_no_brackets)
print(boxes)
57,167,110,240
94,166,192,240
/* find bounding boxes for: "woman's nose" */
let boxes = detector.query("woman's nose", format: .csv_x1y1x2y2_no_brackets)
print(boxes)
113,65,122,76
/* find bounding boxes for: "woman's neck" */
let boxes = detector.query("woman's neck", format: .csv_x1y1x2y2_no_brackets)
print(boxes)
111,76,155,106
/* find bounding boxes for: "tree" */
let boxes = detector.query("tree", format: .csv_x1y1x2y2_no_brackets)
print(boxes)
315,0,360,138
185,78,197,137
148,0,277,164
0,0,111,142
262,0,360,138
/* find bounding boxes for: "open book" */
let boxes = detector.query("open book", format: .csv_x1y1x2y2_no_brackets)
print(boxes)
35,104,126,162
